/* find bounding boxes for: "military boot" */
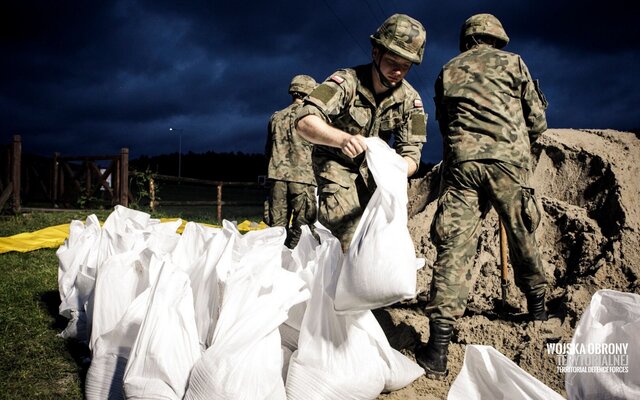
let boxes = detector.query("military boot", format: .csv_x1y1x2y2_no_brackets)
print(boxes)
415,321,454,379
526,291,548,321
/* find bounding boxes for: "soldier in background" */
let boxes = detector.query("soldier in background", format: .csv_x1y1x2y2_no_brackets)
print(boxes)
415,13,550,379
265,75,318,248
296,14,427,251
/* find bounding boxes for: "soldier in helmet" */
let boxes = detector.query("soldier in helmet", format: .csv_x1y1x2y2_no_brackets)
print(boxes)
265,74,318,248
296,14,428,251
415,13,550,378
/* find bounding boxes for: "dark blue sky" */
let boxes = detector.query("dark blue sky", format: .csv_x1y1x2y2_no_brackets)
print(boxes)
1,1,638,164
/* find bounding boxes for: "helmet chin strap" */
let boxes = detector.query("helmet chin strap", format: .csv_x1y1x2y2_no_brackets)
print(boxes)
373,51,397,89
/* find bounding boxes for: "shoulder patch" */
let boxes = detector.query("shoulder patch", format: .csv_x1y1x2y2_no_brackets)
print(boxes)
413,99,423,109
330,75,345,85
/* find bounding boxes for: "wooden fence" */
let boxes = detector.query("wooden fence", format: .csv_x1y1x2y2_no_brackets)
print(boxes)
1,135,265,222
147,174,264,224
0,135,21,213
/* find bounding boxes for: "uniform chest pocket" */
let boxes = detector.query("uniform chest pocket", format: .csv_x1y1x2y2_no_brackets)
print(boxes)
379,115,402,132
348,102,372,131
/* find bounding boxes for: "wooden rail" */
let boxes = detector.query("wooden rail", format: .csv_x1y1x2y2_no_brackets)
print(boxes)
148,174,263,224
1,135,129,213
52,148,129,207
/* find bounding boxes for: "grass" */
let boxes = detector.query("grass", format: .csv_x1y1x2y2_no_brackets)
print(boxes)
0,208,262,399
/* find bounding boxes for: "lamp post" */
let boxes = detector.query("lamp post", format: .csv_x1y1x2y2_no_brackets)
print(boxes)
169,128,183,179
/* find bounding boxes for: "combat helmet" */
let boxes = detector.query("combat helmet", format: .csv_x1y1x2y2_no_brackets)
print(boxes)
288,75,317,96
459,13,509,52
370,14,427,64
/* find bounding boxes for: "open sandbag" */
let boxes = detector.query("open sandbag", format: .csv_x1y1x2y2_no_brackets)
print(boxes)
85,245,167,400
334,137,420,312
123,262,201,400
280,225,320,346
448,345,564,400
184,225,309,400
565,289,640,400
57,214,102,341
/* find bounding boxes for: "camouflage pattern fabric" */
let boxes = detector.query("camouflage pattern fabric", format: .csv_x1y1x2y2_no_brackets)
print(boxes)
267,180,317,249
266,102,316,185
427,42,549,326
296,64,427,250
370,13,427,64
425,161,547,325
265,100,317,248
434,44,548,169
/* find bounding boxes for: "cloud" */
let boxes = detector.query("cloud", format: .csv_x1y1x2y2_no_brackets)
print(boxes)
1,0,638,164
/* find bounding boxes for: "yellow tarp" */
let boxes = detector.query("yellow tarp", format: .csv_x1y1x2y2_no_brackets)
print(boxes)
0,219,268,254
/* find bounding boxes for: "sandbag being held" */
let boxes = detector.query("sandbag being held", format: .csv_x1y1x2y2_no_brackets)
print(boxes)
334,137,422,313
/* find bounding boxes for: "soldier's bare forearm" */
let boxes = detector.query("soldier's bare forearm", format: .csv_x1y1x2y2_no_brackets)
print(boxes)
404,156,418,177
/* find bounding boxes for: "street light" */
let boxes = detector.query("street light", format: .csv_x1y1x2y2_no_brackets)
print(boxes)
169,128,183,179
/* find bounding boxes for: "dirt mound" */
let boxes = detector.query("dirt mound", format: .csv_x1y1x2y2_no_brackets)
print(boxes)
377,129,640,399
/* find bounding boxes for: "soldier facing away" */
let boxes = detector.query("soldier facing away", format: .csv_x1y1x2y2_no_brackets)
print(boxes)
265,74,318,248
296,13,428,251
415,13,550,379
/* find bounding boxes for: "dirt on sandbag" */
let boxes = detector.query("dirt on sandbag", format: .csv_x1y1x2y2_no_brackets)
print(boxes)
376,129,640,399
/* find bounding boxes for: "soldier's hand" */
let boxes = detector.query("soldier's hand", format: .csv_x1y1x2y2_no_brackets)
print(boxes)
340,134,367,158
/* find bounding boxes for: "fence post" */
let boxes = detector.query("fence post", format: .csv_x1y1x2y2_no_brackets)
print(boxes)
85,159,91,198
11,135,21,213
217,182,223,224
119,148,129,206
149,176,156,212
52,153,59,204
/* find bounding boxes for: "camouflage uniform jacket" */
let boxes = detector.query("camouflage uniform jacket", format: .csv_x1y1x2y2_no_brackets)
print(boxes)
296,64,427,187
266,102,316,185
435,44,548,169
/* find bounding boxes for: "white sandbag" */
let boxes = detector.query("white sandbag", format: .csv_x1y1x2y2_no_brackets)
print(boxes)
57,214,102,341
566,289,640,400
281,225,319,334
182,224,238,349
170,221,220,275
123,262,201,400
57,215,101,316
285,228,387,400
353,312,424,392
86,248,165,400
184,225,309,400
448,345,564,400
86,288,151,400
334,137,419,312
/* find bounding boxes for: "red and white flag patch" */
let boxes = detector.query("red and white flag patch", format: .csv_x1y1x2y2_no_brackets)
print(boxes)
330,75,345,84
414,99,423,108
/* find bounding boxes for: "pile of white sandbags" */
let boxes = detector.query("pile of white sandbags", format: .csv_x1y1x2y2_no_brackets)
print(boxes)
57,138,424,399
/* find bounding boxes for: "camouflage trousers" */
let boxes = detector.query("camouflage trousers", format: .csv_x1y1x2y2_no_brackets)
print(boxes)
317,174,374,252
266,180,317,248
425,160,547,326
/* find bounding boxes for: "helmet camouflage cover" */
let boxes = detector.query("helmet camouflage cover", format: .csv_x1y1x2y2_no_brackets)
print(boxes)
289,75,317,96
370,13,427,64
460,13,509,51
